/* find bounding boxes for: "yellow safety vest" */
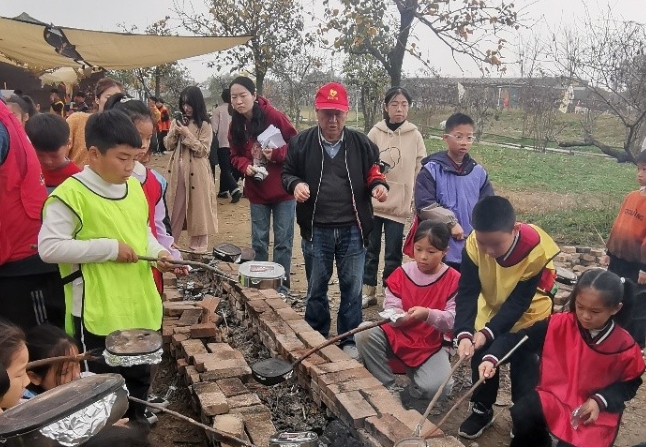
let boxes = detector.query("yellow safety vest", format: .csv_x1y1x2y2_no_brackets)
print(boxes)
466,224,560,333
47,177,162,336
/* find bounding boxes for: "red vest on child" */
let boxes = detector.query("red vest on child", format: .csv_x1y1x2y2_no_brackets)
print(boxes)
0,101,48,265
381,266,459,367
538,312,644,447
140,167,164,293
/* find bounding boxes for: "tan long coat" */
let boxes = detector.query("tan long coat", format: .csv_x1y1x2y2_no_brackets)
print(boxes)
165,120,218,236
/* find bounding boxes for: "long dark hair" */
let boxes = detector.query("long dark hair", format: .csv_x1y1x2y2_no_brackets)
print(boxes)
179,86,209,129
0,319,25,370
567,268,635,327
104,93,154,125
413,220,450,251
26,324,78,390
229,77,265,147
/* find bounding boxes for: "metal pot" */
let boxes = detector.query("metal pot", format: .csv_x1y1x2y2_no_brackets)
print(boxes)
0,374,128,447
269,431,319,447
238,261,285,290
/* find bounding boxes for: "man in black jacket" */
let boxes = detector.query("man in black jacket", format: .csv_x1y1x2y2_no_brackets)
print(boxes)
282,82,388,359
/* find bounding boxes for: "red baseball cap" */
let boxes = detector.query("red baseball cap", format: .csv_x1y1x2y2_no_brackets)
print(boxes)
315,82,349,112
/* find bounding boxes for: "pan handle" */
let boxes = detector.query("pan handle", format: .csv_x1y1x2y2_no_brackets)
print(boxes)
293,318,390,367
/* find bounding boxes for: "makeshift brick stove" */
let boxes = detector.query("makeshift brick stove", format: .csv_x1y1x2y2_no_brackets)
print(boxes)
160,262,465,447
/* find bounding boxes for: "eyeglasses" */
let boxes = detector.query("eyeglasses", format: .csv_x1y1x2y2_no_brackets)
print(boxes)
445,134,475,143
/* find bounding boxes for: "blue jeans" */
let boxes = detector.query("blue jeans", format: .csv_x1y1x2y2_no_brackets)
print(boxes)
363,216,404,288
249,200,296,291
301,225,365,346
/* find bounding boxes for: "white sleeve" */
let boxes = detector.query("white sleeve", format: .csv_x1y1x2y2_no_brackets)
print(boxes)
146,226,168,258
39,199,119,264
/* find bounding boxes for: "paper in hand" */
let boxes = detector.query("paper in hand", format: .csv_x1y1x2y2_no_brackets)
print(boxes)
258,125,287,150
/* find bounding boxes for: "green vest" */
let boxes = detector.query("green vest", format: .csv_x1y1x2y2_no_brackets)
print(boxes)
48,177,162,336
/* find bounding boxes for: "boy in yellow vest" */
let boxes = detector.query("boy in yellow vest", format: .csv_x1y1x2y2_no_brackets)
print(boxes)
38,110,175,421
453,196,559,439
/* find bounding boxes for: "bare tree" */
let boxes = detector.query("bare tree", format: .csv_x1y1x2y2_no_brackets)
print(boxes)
552,12,646,162
321,0,521,87
343,54,390,133
270,48,325,127
110,18,193,101
174,0,308,95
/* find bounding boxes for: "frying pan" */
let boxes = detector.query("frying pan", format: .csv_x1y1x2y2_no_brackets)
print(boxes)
251,318,390,386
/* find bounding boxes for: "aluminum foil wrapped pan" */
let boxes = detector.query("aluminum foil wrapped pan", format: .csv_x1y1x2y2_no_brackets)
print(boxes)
0,374,128,447
103,329,163,367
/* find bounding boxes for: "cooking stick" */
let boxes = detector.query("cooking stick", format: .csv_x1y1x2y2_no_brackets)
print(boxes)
26,351,100,370
412,356,466,436
137,255,234,282
421,335,528,439
129,396,259,447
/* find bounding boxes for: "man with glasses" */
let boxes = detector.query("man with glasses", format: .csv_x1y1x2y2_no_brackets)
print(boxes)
414,112,494,272
282,82,389,360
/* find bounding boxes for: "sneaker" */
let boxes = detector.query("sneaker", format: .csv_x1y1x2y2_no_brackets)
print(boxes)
217,192,230,199
144,410,159,425
147,395,170,414
342,344,361,360
362,294,378,308
231,189,242,204
457,402,494,439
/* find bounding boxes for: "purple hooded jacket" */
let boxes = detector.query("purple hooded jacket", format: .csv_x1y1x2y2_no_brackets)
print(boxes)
414,151,494,264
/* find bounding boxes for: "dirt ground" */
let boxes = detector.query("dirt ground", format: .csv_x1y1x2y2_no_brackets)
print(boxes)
148,153,646,447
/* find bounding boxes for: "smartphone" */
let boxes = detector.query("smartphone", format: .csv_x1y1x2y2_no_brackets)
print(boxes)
173,111,187,125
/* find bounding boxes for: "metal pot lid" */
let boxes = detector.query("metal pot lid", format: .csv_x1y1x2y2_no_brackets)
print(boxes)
213,243,242,257
105,329,162,356
0,374,125,438
238,261,285,279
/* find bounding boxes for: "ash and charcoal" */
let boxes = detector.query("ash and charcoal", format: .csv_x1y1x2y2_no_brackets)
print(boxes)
176,272,364,447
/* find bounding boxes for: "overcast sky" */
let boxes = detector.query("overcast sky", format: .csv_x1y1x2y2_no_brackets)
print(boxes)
2,0,645,83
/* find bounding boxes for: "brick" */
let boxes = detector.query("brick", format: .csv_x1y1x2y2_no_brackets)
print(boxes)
365,414,412,447
246,419,276,447
318,345,350,363
184,365,201,385
315,367,373,388
560,245,577,254
590,248,605,257
227,393,262,409
190,323,219,339
325,376,383,397
216,378,249,397
213,414,248,446
200,359,252,381
259,289,282,300
163,288,182,302
206,343,236,355
229,404,272,419
180,339,208,363
193,352,245,372
392,409,436,434
245,299,269,319
172,333,188,349
163,301,198,317
576,246,591,253
284,318,314,334
240,288,266,301
264,298,289,310
178,308,203,326
297,353,326,377
197,295,221,313
193,382,229,416
173,326,191,335
274,333,305,358
336,391,377,428
313,360,363,374
296,330,328,349
162,326,173,344
360,387,402,415
275,306,302,321
162,272,177,287
176,358,188,374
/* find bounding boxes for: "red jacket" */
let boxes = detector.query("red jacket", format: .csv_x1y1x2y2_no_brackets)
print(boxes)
229,96,297,204
140,167,164,294
0,101,48,266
